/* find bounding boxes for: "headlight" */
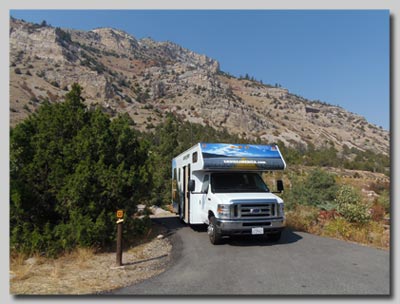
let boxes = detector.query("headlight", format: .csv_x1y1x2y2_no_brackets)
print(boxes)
217,204,231,219
279,203,284,217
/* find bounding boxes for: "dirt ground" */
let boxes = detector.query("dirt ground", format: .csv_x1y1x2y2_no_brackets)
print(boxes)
10,207,175,295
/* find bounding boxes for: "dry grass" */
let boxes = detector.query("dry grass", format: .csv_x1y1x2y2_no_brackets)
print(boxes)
10,252,44,282
10,223,172,295
322,219,390,249
68,247,96,269
286,206,390,250
285,205,320,233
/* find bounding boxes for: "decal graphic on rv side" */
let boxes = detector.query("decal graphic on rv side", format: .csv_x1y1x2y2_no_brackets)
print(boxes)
201,143,285,171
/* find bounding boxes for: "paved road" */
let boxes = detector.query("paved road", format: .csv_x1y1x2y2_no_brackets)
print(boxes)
113,216,390,295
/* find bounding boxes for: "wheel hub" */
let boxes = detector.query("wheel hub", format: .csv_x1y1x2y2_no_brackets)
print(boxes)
207,224,214,236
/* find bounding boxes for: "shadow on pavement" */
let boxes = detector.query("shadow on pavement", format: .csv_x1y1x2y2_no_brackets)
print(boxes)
122,254,169,267
190,224,208,232
151,216,185,237
226,228,303,247
151,216,303,247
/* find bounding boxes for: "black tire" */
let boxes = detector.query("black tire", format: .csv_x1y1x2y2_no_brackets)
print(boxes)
208,216,222,245
178,204,185,223
268,231,282,242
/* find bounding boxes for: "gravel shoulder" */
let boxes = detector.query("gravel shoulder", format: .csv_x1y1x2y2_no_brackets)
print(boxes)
10,207,175,295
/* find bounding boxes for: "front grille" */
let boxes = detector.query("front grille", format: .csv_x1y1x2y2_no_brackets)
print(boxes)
240,204,275,217
231,200,278,219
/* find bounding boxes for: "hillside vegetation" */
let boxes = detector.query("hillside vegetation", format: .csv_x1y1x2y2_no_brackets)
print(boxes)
10,86,390,257
10,18,389,157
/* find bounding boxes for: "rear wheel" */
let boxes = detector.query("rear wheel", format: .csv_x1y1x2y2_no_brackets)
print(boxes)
178,204,185,223
208,216,222,245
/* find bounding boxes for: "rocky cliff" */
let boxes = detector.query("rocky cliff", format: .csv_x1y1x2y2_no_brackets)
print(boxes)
9,18,389,155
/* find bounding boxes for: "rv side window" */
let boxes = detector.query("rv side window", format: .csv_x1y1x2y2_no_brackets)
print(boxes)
192,152,198,163
201,174,209,193
178,168,181,182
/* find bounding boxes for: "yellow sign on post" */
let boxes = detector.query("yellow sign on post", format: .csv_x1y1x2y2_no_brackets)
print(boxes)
116,209,124,218
116,209,124,266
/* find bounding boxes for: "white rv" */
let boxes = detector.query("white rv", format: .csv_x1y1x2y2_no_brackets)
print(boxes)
171,143,286,244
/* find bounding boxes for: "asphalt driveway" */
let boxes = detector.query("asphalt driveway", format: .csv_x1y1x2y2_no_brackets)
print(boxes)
113,216,390,295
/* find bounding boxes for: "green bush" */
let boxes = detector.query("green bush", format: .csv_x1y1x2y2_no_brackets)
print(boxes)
283,168,337,209
10,84,150,256
335,185,371,224
335,185,360,205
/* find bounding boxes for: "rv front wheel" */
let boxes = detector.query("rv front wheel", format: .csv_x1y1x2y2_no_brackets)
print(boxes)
208,216,222,245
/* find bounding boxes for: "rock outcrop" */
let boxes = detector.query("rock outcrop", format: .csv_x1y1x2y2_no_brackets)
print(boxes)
9,18,389,156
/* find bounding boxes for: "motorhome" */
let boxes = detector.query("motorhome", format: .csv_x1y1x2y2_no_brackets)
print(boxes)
171,143,286,244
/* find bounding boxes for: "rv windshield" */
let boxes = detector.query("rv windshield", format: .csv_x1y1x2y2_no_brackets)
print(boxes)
211,172,270,193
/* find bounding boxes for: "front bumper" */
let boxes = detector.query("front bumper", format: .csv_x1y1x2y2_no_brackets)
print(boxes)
215,217,285,236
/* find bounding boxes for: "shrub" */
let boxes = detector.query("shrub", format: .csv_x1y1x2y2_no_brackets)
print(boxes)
22,104,30,112
36,70,45,78
335,185,371,224
283,168,337,209
335,185,360,205
50,80,60,88
10,84,150,256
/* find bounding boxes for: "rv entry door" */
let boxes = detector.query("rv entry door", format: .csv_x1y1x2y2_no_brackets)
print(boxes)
183,164,191,223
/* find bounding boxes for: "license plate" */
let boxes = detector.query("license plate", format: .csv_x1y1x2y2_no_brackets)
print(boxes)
252,227,264,235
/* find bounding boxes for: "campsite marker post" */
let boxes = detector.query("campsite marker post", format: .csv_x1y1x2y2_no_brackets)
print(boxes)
116,210,124,266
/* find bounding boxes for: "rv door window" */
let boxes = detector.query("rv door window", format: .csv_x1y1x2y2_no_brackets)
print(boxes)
192,152,198,163
201,174,210,193
210,172,270,193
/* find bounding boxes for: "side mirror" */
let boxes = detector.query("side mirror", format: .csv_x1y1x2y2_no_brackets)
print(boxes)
188,179,195,192
276,180,284,192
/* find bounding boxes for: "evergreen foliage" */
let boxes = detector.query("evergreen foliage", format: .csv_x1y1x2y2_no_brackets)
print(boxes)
277,141,389,175
283,169,338,210
10,84,149,256
342,147,390,174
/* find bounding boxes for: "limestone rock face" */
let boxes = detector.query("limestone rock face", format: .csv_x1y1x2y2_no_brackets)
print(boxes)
9,18,389,156
91,28,140,55
10,20,65,63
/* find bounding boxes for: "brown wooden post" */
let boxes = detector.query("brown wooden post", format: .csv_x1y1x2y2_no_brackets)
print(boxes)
116,210,124,266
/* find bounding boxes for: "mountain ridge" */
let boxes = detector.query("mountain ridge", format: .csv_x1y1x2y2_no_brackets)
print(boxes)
9,18,389,156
